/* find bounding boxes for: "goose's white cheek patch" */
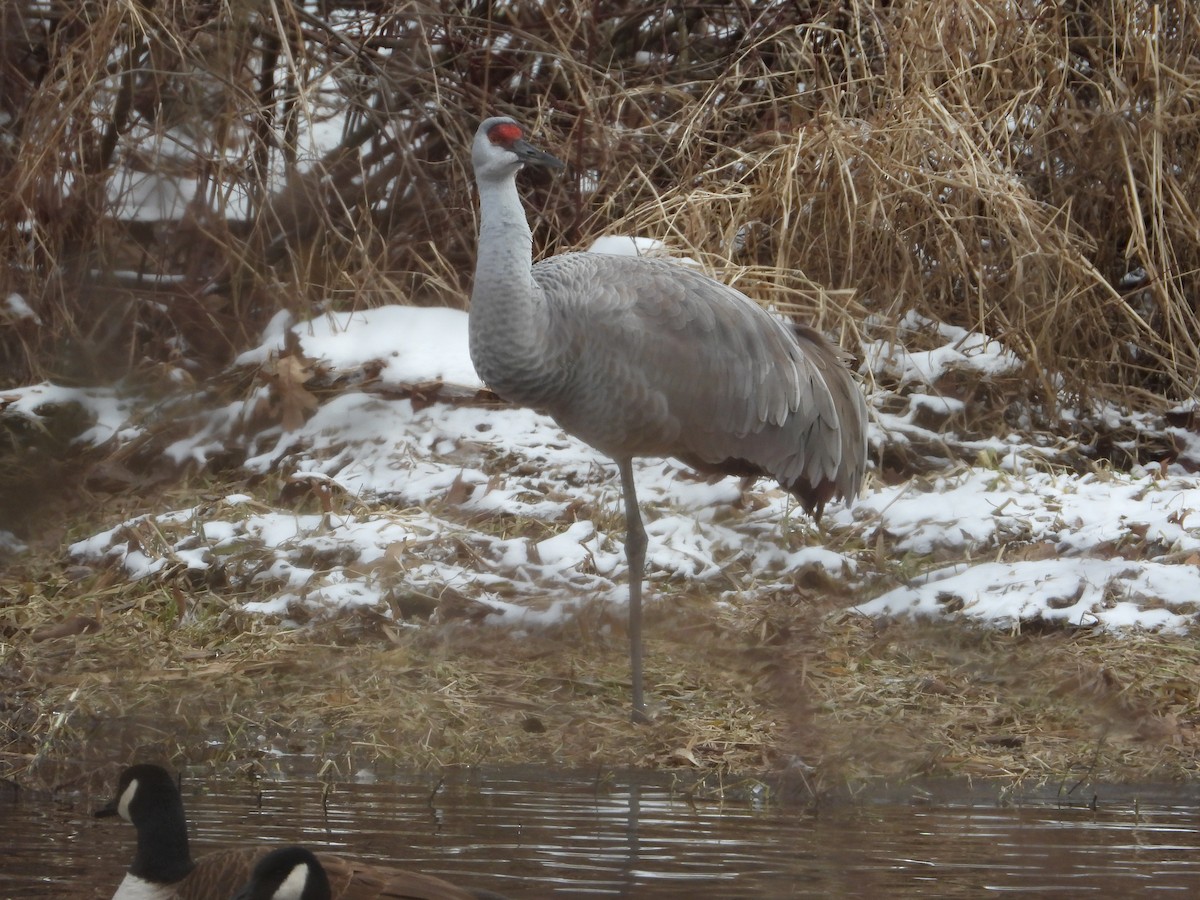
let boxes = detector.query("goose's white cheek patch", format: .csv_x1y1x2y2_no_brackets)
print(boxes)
118,777,139,823
276,863,310,899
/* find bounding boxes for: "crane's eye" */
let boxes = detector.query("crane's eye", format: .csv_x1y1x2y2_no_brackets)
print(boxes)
488,122,524,145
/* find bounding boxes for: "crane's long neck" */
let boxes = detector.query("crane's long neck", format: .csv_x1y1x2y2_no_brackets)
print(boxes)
469,174,559,406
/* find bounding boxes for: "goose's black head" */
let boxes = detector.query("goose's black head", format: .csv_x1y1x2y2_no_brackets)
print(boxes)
96,763,194,884
95,763,181,826
232,846,331,900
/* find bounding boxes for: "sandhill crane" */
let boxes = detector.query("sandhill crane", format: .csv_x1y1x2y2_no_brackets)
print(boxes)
469,116,867,721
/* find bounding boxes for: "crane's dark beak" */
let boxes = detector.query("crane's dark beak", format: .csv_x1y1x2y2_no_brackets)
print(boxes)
94,795,120,818
513,138,565,170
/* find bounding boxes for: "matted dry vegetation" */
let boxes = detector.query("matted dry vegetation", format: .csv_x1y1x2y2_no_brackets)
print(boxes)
3,2,1200,791
4,523,1200,792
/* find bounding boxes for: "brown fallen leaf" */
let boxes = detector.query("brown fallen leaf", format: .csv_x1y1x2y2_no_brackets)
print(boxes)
30,615,101,642
443,470,474,505
272,353,320,431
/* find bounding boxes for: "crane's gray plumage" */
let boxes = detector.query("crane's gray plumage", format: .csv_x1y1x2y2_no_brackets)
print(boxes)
469,115,867,719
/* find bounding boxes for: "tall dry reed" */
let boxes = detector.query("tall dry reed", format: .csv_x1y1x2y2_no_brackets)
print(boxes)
0,1,1196,412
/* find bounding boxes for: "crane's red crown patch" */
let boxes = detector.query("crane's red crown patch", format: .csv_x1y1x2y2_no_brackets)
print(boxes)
488,122,524,145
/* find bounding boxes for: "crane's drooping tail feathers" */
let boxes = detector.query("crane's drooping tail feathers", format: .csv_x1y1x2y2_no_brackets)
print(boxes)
784,323,868,517
674,323,865,520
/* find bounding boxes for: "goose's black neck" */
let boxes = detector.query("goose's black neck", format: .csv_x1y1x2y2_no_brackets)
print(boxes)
129,786,195,884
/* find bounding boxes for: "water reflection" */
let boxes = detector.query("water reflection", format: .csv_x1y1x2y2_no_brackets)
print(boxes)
3,769,1200,897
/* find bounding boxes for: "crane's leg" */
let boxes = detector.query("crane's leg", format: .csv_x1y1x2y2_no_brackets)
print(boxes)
617,457,649,723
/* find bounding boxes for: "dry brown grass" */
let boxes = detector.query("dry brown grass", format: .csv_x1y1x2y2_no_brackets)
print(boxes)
0,1,1197,411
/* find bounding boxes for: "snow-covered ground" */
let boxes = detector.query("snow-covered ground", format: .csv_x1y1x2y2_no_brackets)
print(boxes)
5,303,1200,635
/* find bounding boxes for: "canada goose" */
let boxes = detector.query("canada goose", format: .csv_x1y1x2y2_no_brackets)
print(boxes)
97,764,506,900
232,847,328,900
231,845,511,900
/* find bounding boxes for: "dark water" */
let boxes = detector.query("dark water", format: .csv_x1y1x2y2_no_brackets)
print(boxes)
4,768,1200,897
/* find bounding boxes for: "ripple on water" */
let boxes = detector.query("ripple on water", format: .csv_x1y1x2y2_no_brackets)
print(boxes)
5,770,1200,897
